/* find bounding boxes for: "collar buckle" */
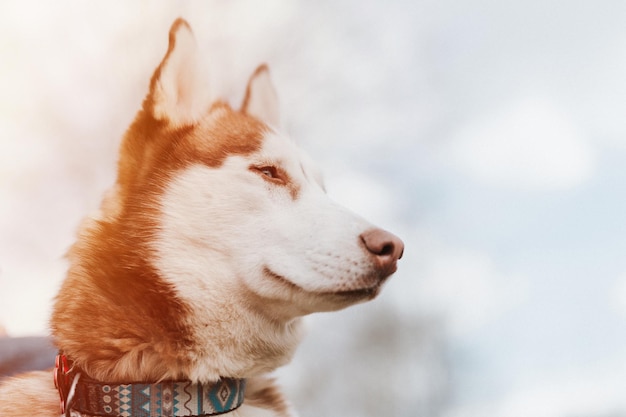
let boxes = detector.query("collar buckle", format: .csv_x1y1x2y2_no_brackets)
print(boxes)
53,353,73,415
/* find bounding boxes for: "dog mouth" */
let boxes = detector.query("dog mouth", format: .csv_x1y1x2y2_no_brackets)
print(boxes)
332,283,383,300
262,266,385,301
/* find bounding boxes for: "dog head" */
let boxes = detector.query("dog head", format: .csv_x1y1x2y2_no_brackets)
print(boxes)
54,19,403,381
111,19,403,318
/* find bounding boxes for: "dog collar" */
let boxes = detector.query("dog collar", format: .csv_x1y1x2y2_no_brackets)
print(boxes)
54,354,246,417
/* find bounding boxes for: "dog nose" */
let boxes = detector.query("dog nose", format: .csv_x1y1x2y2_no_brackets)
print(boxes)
360,228,404,272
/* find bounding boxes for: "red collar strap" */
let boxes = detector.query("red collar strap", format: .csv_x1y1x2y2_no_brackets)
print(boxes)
54,354,246,417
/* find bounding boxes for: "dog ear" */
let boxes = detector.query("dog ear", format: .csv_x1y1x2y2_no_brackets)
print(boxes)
241,64,280,128
145,18,210,126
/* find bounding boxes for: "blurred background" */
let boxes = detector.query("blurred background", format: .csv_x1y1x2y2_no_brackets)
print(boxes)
1,1,626,416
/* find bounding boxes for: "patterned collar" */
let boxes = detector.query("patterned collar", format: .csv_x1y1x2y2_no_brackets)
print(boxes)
54,354,246,417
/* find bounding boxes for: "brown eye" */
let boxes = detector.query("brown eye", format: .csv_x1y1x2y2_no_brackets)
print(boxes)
258,166,277,179
251,165,283,182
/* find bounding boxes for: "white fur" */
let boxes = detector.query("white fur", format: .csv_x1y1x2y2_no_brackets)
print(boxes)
152,126,381,383
154,133,379,297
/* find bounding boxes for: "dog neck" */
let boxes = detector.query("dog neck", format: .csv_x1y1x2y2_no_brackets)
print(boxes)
50,223,304,384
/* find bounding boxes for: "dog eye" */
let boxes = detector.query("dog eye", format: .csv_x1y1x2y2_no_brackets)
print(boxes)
258,166,278,178
251,165,283,182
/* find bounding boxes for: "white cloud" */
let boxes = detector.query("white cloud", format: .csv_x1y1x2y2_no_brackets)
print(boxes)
393,245,529,339
449,96,595,190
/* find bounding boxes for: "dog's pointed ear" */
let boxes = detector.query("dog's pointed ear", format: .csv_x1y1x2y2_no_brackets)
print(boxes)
241,64,280,128
146,18,209,126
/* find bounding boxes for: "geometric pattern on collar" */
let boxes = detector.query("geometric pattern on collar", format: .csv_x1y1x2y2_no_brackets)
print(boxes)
72,376,246,417
54,354,246,417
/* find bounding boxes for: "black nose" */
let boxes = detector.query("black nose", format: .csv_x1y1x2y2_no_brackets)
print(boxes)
360,228,404,272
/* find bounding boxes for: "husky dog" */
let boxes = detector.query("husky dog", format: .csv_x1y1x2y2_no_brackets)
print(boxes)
0,19,403,417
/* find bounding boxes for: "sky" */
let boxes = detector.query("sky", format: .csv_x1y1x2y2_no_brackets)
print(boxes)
1,1,626,416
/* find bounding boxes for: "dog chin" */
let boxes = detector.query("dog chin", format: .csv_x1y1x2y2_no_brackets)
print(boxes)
262,265,385,306
333,283,383,300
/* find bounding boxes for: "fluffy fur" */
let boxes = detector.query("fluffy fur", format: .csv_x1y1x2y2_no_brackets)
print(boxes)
0,19,403,417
